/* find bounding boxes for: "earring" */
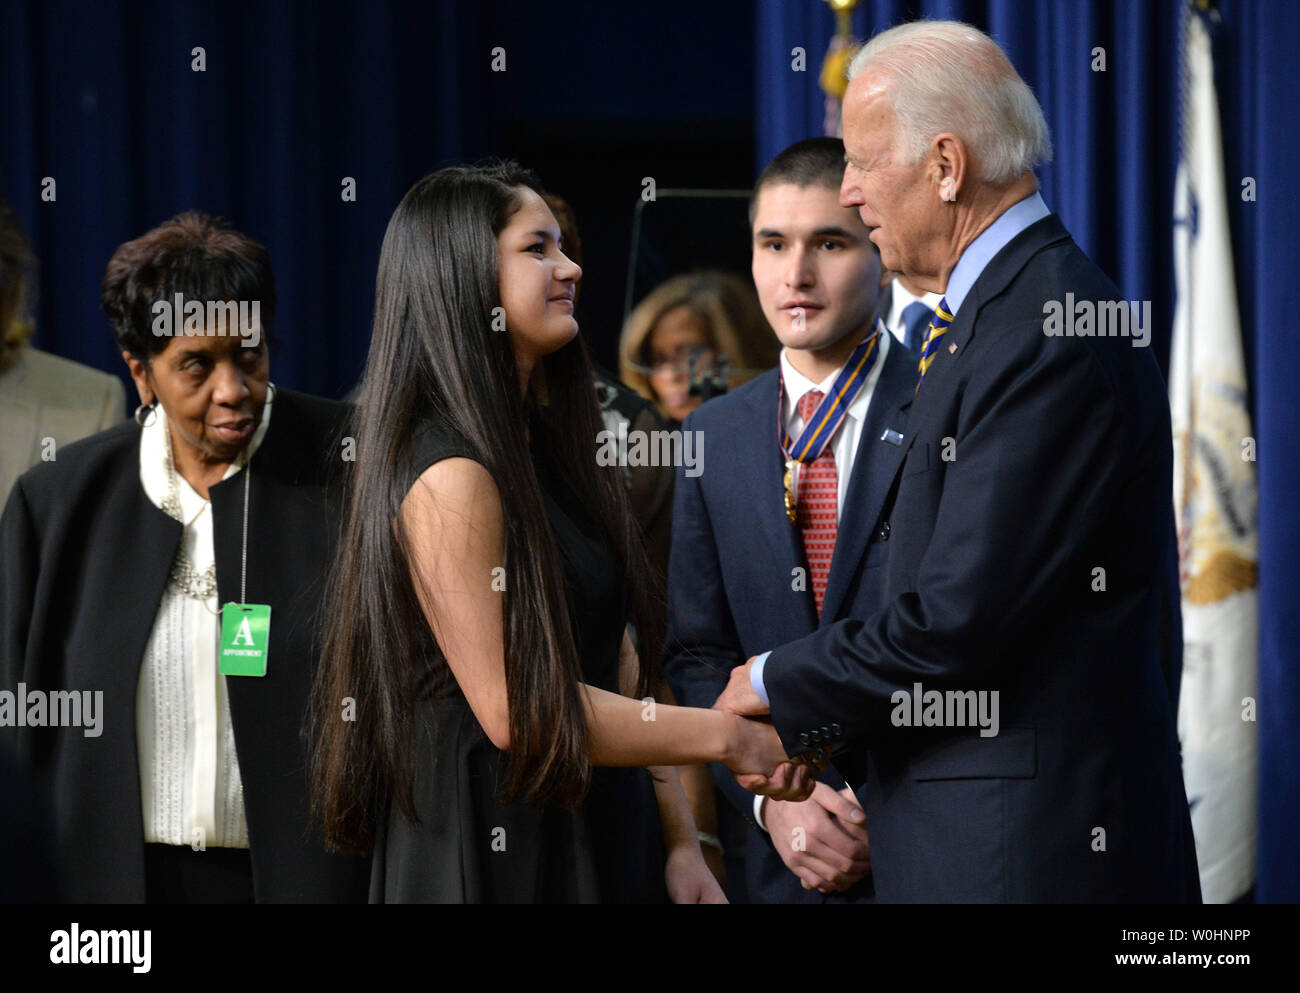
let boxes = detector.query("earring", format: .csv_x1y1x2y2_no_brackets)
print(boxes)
939,179,957,203
134,402,157,427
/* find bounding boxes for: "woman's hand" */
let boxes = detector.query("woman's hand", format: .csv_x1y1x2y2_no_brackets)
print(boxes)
722,714,822,802
665,841,728,904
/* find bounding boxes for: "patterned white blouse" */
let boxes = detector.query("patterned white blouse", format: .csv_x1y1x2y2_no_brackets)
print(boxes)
134,398,271,849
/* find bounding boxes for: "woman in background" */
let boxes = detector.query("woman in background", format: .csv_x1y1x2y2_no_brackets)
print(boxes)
311,162,809,903
0,212,370,902
619,271,777,424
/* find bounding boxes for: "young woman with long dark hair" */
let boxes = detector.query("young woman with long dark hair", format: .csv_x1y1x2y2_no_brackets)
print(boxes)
310,162,803,903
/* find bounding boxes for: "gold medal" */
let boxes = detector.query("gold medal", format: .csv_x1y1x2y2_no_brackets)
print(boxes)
783,459,797,524
777,326,882,530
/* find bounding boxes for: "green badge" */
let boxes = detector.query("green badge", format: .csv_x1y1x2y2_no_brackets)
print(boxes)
220,603,271,677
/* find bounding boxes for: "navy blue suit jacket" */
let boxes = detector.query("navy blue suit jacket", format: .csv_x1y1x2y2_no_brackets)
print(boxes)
664,335,916,903
763,216,1201,903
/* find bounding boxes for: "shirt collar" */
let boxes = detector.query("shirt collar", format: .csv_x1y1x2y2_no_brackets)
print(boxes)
886,278,945,332
780,323,890,431
943,191,1051,316
139,393,274,523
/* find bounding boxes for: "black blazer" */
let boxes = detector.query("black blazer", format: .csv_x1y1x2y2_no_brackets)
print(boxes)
764,216,1201,903
0,388,370,902
665,337,915,903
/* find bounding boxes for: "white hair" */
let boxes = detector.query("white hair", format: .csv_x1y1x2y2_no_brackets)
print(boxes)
846,20,1052,185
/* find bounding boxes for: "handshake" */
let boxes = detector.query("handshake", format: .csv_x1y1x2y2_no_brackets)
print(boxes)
711,657,870,894
711,656,829,802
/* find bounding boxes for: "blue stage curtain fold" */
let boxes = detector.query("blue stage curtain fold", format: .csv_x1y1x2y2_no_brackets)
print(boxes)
0,0,500,400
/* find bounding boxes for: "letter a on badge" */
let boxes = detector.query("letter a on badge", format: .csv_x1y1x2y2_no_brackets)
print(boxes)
232,616,255,646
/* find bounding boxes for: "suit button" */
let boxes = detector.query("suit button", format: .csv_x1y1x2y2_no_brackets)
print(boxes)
820,725,830,740
877,520,891,541
831,723,842,737
799,732,811,746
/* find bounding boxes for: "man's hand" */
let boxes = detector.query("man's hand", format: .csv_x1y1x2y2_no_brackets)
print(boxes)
712,657,769,717
762,784,871,893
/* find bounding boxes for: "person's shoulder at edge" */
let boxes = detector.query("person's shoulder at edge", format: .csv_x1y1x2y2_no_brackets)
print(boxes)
8,417,138,506
401,428,498,543
399,408,489,500
971,237,1133,398
2,346,123,399
406,406,479,453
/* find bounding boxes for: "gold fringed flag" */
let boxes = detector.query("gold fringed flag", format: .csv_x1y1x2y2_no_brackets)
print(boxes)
819,0,860,136
1170,4,1258,904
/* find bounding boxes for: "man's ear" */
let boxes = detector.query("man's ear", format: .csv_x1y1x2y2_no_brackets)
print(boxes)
122,351,154,406
930,133,967,202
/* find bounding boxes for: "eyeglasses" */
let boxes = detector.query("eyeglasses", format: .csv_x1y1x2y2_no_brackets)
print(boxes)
637,344,719,376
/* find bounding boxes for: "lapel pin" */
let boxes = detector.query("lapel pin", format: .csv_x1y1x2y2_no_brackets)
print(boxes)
948,342,958,354
881,428,904,446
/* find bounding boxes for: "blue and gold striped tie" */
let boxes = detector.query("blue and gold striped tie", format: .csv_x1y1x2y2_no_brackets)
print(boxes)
915,297,954,393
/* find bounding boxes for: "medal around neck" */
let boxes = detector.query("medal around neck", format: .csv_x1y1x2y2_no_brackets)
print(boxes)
219,603,271,677
778,325,883,525
783,460,798,523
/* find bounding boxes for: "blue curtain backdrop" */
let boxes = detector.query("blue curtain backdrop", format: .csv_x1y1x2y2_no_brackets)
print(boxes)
757,0,1299,903
0,0,756,394
0,0,504,399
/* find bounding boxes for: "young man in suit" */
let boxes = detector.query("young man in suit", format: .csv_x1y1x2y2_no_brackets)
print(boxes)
714,21,1200,903
664,137,918,903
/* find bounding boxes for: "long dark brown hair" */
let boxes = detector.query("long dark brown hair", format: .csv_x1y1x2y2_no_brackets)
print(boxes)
310,162,663,855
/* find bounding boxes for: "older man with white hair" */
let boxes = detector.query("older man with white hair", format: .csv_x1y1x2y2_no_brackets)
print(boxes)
715,21,1200,902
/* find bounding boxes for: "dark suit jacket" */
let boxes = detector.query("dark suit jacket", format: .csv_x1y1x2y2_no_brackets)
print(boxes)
0,388,371,902
0,741,62,901
665,337,915,903
763,215,1200,903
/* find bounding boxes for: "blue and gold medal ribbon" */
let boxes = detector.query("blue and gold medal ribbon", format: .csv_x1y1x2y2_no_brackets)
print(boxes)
778,321,884,524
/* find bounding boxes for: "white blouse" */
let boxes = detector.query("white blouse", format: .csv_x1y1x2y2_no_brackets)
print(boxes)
135,400,271,849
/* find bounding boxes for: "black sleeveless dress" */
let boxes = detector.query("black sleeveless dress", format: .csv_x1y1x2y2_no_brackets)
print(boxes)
369,416,667,903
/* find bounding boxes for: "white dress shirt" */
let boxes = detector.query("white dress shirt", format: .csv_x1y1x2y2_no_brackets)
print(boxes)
135,399,271,848
756,330,890,829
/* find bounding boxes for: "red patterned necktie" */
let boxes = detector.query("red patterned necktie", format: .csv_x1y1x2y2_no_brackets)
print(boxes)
796,390,838,616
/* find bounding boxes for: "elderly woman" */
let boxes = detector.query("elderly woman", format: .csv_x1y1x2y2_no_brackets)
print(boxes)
0,211,369,903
